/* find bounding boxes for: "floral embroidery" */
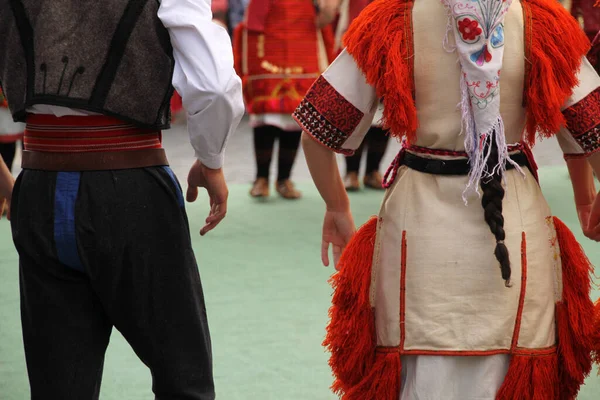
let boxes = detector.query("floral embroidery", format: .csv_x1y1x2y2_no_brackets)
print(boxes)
470,45,492,66
292,76,363,154
563,87,600,155
451,1,508,65
490,25,505,48
465,72,500,108
458,18,482,41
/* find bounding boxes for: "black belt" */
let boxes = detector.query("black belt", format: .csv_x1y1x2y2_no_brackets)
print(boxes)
401,151,531,176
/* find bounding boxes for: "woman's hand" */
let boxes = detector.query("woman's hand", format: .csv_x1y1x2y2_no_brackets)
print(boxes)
321,209,356,269
582,194,600,241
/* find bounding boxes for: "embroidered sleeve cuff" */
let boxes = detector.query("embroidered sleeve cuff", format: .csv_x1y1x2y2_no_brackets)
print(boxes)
292,76,363,155
562,87,600,157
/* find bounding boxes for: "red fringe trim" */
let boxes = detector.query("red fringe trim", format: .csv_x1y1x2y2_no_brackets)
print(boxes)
496,351,559,400
344,351,401,400
522,0,590,144
592,298,600,371
323,217,380,396
496,217,595,399
553,217,595,399
343,0,417,143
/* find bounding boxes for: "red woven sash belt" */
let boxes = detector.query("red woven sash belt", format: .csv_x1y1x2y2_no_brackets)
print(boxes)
21,114,168,171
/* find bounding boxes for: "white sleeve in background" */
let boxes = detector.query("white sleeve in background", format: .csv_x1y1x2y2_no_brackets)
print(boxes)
158,0,245,169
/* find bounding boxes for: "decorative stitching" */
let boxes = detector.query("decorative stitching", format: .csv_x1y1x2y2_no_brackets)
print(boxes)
511,232,528,350
400,231,407,351
376,346,557,356
563,88,600,155
293,99,354,155
304,76,363,134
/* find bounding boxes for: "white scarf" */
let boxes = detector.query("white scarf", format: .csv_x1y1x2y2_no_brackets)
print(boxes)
442,0,522,201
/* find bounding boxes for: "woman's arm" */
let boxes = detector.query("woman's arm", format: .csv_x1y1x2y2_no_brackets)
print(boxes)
293,49,378,267
571,153,600,240
302,133,355,268
302,134,349,212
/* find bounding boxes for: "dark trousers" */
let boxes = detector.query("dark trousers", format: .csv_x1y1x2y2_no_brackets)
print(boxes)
253,125,301,182
10,167,214,400
345,126,390,174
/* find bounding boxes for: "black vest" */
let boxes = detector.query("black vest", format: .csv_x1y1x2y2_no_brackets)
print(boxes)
0,0,174,129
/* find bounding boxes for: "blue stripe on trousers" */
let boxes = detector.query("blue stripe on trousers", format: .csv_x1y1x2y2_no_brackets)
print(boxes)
54,172,84,272
163,166,185,207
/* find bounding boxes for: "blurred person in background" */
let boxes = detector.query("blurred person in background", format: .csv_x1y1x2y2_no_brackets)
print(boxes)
212,0,229,29
234,0,340,200
0,0,243,398
0,88,24,174
0,154,13,219
335,0,390,191
0,88,23,217
229,0,249,32
571,0,600,41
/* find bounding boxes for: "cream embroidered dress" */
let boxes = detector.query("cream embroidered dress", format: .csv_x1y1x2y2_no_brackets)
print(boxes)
294,0,600,398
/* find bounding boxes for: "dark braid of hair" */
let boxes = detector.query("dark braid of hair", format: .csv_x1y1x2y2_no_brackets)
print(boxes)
480,136,512,287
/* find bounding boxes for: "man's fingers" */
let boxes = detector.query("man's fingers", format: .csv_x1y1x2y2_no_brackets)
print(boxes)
321,240,330,267
200,216,225,236
186,186,199,203
200,203,227,236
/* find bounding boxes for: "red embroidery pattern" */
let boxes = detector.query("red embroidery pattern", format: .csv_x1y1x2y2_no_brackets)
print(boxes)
293,76,363,153
563,87,600,155
293,99,354,155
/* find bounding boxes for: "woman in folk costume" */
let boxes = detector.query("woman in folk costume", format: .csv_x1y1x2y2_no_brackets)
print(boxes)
0,89,24,174
294,0,600,398
335,0,391,191
233,0,339,199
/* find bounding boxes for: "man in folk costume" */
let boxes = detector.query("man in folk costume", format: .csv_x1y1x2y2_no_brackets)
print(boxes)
334,0,391,191
233,0,339,199
0,0,244,398
294,0,600,398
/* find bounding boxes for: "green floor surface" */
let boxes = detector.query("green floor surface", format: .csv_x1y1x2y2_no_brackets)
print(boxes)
0,166,599,399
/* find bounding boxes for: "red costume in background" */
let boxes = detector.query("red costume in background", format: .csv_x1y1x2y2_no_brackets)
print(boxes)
234,0,335,115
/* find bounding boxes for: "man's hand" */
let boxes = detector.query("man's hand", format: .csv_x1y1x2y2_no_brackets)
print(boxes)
322,209,356,269
186,160,228,236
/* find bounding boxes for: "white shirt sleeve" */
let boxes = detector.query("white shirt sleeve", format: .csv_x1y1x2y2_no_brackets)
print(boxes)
158,0,245,169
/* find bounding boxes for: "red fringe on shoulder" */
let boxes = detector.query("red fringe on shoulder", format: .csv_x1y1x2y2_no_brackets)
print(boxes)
323,217,387,397
343,0,417,143
522,0,590,144
553,217,595,399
